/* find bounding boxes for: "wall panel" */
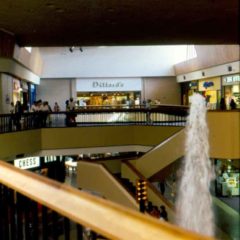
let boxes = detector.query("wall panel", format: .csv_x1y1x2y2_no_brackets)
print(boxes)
143,77,181,104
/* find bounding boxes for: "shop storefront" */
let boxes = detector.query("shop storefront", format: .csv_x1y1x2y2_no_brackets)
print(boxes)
180,81,198,105
13,79,31,111
222,74,240,109
76,78,142,106
13,155,65,181
29,83,36,107
198,77,221,110
21,81,29,111
13,78,22,104
214,159,240,197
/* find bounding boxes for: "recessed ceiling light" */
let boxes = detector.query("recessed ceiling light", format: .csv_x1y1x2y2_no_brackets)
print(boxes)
56,8,64,13
46,3,55,8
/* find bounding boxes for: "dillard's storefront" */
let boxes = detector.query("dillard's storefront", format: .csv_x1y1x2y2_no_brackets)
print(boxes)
76,78,142,106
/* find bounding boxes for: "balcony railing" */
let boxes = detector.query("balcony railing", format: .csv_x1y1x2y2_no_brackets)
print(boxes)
0,105,188,133
0,161,215,240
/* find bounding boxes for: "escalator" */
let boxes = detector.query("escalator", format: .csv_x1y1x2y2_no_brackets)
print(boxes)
135,129,185,179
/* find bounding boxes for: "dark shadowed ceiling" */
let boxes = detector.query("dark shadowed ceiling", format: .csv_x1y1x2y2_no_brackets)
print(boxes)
0,0,239,46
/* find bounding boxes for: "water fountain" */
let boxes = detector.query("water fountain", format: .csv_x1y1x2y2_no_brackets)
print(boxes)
175,93,215,237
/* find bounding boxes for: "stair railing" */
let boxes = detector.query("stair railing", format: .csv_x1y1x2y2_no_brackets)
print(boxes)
0,160,215,240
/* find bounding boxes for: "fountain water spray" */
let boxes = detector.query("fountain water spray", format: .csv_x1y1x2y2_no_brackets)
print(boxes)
175,93,215,236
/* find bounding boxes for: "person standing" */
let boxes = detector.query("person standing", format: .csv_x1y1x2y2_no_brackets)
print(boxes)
68,98,76,126
41,101,50,127
9,102,15,131
53,102,60,112
53,102,60,126
14,101,23,130
159,205,168,221
230,98,237,109
69,98,75,111
219,98,226,110
158,180,165,196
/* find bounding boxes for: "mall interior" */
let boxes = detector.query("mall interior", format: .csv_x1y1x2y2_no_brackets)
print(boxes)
0,1,239,240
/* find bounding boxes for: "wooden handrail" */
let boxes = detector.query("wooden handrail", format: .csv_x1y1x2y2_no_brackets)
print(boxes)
0,105,189,116
0,161,215,240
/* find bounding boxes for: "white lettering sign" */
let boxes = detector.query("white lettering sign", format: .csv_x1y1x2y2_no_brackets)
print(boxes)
223,75,240,84
92,81,124,88
14,157,40,169
76,78,142,92
44,156,57,163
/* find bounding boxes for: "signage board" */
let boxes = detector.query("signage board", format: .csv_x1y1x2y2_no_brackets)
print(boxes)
198,77,221,91
76,78,142,92
14,157,40,170
222,75,240,86
13,79,21,92
44,156,57,163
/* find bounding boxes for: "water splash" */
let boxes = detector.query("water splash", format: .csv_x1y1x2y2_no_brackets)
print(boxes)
175,93,215,236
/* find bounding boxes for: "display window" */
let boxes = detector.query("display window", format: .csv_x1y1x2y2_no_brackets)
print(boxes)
77,92,141,107
214,159,240,197
198,77,221,109
12,79,30,111
13,79,21,104
222,75,240,109
180,81,198,105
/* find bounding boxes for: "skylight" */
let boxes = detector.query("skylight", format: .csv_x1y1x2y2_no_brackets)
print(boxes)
173,45,197,64
25,47,32,53
186,45,197,60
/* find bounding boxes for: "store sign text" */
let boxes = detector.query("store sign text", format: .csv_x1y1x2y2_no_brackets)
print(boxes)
203,81,214,89
14,157,40,170
92,82,124,88
44,156,57,163
223,75,240,83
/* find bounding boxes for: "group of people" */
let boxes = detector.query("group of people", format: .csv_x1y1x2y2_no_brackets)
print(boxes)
220,97,237,110
146,202,168,221
9,101,23,130
9,100,61,130
30,100,54,127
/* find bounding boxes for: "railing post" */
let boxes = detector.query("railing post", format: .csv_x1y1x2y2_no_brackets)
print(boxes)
16,193,24,240
64,217,70,240
24,196,31,240
9,188,17,240
31,200,39,240
146,110,151,125
51,210,59,240
42,205,48,240
77,224,83,240
0,185,10,239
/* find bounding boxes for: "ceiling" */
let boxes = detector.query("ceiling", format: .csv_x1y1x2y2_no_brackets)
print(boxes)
0,0,239,46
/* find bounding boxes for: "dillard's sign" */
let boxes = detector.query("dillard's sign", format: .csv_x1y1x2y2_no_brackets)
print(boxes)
92,81,124,88
76,78,142,92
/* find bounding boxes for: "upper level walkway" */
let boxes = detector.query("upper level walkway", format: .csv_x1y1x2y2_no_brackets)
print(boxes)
0,104,188,133
0,106,239,161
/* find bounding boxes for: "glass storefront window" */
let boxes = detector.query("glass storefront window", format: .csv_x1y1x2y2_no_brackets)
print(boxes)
77,92,141,107
214,159,240,197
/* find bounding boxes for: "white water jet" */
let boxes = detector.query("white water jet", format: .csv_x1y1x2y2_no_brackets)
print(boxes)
175,93,215,236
